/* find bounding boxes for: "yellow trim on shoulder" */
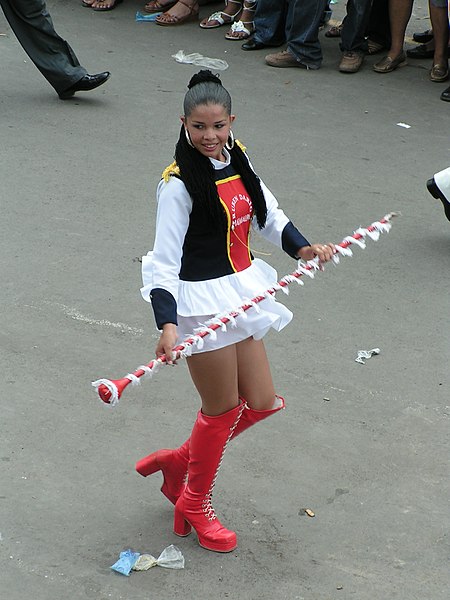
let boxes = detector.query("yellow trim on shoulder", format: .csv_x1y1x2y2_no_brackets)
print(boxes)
161,161,180,182
236,139,246,153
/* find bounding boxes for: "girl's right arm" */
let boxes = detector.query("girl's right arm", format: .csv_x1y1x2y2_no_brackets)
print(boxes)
142,177,192,361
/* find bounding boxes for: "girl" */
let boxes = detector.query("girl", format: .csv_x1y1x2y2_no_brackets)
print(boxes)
137,70,334,553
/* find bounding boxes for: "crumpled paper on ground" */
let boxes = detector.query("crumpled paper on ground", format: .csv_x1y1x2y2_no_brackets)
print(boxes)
111,545,184,576
133,545,185,570
355,348,380,364
172,50,228,71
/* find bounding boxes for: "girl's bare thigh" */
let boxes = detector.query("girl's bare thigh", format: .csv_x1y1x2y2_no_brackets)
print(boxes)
186,344,239,416
186,337,276,415
236,337,276,410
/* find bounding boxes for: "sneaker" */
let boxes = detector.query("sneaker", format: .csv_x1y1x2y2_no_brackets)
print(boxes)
265,50,308,68
339,51,364,73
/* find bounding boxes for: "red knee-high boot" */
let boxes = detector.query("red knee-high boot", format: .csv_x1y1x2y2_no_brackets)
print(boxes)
135,440,190,505
136,396,285,505
173,403,245,552
234,394,285,435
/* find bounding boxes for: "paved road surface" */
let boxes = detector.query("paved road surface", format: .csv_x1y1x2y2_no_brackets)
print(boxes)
1,2,449,599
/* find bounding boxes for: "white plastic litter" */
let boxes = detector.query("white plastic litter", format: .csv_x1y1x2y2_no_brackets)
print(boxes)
396,122,411,129
172,50,229,70
133,545,185,570
355,348,380,364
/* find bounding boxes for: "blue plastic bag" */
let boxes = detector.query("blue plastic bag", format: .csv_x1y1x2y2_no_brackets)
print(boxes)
111,549,141,576
135,10,161,21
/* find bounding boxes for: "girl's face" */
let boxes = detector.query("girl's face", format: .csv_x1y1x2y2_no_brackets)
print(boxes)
181,103,235,162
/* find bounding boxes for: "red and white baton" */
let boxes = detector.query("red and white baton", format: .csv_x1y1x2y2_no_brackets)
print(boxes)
92,212,399,406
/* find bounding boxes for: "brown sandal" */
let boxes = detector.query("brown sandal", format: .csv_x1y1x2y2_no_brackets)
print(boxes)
144,0,177,13
155,0,199,25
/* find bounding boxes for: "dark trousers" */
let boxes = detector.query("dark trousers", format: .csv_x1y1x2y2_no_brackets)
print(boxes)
0,0,86,93
340,0,391,53
366,0,391,49
340,0,373,53
254,0,327,67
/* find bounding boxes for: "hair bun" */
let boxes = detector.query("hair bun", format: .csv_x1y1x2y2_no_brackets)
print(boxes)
187,70,222,90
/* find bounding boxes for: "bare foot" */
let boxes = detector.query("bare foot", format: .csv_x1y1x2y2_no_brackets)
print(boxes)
91,0,122,10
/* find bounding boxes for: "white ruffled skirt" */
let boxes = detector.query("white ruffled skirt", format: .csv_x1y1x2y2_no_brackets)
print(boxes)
142,258,293,354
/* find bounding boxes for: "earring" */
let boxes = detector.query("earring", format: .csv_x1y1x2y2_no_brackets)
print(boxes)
225,130,235,150
184,127,194,148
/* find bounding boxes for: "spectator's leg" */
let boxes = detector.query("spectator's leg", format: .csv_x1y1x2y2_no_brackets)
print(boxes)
429,0,449,68
286,0,327,68
252,0,287,45
0,0,86,94
340,0,373,53
366,0,391,49
386,0,413,58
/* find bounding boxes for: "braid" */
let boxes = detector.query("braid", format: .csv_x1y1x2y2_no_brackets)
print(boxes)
229,143,267,230
174,69,267,231
175,125,227,229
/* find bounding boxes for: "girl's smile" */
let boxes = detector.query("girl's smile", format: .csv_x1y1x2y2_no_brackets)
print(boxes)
182,103,235,162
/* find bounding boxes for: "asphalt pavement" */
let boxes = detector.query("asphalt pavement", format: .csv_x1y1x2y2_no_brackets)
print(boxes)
1,1,449,599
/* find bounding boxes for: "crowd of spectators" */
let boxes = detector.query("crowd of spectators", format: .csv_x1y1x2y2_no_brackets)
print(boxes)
84,0,449,102
1,0,448,102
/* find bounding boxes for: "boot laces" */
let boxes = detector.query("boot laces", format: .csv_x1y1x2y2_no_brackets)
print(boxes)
202,494,217,521
201,403,246,522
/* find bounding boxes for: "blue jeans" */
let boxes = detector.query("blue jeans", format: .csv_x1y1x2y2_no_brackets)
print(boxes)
254,0,327,68
340,0,373,53
253,0,288,47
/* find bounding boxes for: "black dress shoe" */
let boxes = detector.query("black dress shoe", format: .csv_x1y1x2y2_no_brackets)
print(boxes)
406,45,434,59
441,85,450,102
427,175,450,221
242,38,268,51
58,71,111,99
412,29,433,44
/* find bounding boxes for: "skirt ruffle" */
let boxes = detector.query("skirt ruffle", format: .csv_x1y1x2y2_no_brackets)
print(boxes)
141,257,293,353
177,259,293,353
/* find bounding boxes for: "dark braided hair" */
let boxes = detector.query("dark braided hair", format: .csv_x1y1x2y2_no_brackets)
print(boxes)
174,70,267,230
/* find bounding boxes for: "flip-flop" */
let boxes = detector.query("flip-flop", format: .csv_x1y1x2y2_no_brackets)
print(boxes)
92,0,123,11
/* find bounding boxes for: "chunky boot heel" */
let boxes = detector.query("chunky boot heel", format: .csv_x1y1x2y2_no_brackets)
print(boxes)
173,507,192,537
135,441,189,505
